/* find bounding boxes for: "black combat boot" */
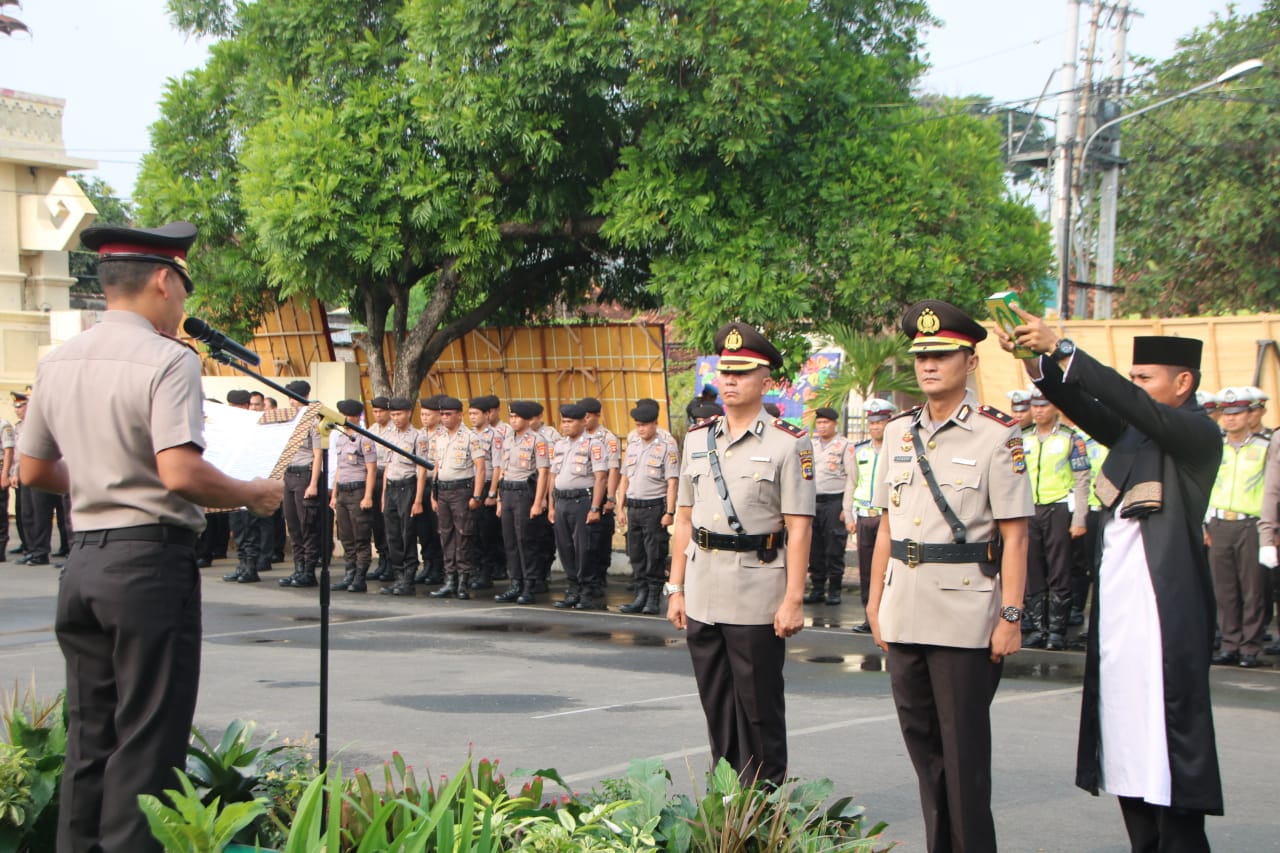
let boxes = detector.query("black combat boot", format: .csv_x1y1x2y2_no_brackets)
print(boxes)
413,564,431,584
516,581,537,605
1045,593,1072,650
278,561,307,587
368,556,391,582
1023,592,1049,648
826,575,843,605
223,561,248,583
456,573,472,600
642,583,663,615
575,584,604,610
429,573,459,598
495,581,523,603
290,566,319,588
331,565,357,591
348,564,369,593
422,559,444,585
802,582,826,605
554,581,581,609
619,586,650,614
237,565,261,583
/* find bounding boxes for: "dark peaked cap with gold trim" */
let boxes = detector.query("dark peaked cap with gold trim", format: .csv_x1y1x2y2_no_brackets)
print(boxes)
901,300,988,354
713,322,784,372
80,221,197,294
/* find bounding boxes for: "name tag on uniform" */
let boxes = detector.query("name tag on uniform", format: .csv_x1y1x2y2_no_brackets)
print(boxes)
952,457,976,466
751,456,771,462
691,451,708,459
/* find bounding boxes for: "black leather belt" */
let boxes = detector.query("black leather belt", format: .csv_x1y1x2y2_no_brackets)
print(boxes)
286,464,312,474
500,480,532,492
694,527,784,552
554,488,591,500
386,476,417,488
437,477,475,491
890,539,996,568
625,497,666,509
74,524,197,549
336,481,367,492
815,492,843,503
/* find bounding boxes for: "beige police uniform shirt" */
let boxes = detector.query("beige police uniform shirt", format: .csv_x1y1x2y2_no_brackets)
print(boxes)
587,426,622,471
501,428,550,482
814,435,857,518
678,409,816,625
383,425,428,481
18,310,207,532
333,429,376,485
1259,431,1280,546
368,421,392,470
872,391,1032,648
288,420,321,467
431,426,486,483
551,433,607,491
622,433,680,500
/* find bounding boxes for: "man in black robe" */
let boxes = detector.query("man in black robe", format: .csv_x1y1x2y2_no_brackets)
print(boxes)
1000,313,1223,853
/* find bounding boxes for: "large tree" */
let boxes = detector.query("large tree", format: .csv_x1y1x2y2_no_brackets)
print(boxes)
1113,1,1279,316
140,0,1049,394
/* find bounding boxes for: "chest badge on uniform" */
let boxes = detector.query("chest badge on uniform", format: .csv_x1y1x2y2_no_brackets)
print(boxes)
799,448,814,480
901,432,913,453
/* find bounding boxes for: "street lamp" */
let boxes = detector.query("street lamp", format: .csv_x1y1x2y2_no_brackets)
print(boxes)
1057,58,1264,318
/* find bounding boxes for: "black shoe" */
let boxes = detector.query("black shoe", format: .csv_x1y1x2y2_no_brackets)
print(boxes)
1045,634,1066,651
223,565,246,582
1238,654,1267,669
331,570,357,591
1023,633,1048,649
1211,651,1240,666
495,586,522,603
237,568,261,584
197,557,213,568
516,591,536,605
850,621,872,634
390,584,416,596
289,573,318,589
825,591,842,605
52,548,69,558
469,578,494,590
347,581,367,593
574,597,602,610
20,557,50,566
554,594,580,609
802,589,826,605
456,587,471,600
8,546,24,554
1265,644,1280,656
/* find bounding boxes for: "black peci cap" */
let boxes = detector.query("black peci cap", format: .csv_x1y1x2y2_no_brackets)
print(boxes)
226,389,251,406
560,403,587,420
336,399,364,417
510,400,541,419
1132,336,1202,371
713,322,783,372
901,300,987,354
285,380,312,397
80,221,198,293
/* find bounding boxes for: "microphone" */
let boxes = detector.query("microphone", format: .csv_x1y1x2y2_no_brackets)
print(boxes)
182,316,261,366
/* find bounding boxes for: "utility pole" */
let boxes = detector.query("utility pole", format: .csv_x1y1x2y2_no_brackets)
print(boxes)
1051,0,1083,319
1094,2,1132,318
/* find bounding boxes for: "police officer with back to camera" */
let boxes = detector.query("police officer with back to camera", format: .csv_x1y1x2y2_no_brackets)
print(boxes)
866,300,1031,853
848,398,897,634
18,222,283,853
666,321,815,786
803,406,856,606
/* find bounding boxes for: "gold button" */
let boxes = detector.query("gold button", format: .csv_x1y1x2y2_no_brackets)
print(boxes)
955,480,963,486
963,577,970,586
713,513,720,521
725,450,733,458
913,518,921,525
753,473,760,480
927,440,936,449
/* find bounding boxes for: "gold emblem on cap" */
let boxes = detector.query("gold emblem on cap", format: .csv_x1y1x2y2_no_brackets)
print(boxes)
918,309,940,335
725,328,744,351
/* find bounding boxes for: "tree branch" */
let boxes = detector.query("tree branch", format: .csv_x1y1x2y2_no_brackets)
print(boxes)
496,217,606,240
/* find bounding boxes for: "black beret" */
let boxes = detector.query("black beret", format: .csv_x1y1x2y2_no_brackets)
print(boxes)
510,400,541,419
577,397,603,414
388,396,413,411
483,395,501,410
370,396,390,409
1132,336,1202,371
690,402,723,420
714,322,784,372
226,389,251,405
560,403,587,420
630,402,660,423
285,380,312,397
901,300,987,353
468,396,488,410
336,399,364,417
80,221,197,292
813,407,839,422
438,396,464,412
419,395,441,411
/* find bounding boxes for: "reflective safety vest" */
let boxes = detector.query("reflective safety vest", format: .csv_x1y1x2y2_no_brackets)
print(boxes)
1209,435,1268,517
1023,424,1089,505
1085,437,1108,509
852,439,878,509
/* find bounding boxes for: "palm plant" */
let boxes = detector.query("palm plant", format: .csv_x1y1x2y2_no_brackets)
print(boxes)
809,326,919,416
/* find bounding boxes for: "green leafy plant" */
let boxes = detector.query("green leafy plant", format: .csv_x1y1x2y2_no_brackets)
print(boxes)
808,328,920,420
0,679,66,853
138,771,267,853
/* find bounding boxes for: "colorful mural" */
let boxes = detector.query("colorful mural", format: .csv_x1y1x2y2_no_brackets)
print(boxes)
695,351,843,425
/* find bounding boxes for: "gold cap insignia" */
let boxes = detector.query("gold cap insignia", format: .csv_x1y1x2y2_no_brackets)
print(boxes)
917,309,940,335
725,328,744,351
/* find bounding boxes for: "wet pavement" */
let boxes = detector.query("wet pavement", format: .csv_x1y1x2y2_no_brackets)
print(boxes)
3,555,1277,852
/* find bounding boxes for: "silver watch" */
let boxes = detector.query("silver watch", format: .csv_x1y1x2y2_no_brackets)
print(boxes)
1000,605,1023,623
663,583,685,596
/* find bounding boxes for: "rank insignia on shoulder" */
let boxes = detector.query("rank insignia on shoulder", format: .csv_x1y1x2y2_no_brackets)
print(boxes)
978,405,1016,426
888,406,920,423
689,418,715,431
773,419,807,438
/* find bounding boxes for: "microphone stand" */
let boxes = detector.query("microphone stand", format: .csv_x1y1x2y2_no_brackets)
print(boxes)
203,348,432,782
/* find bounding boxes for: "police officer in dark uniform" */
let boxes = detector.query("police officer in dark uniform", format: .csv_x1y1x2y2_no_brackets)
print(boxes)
19,222,282,853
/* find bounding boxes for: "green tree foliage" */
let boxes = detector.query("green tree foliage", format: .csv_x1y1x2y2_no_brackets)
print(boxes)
1114,2,1279,317
142,0,1049,395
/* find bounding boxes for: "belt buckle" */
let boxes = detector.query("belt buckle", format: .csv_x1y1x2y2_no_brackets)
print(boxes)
869,508,881,517
1225,510,1239,521
905,540,920,568
695,528,711,549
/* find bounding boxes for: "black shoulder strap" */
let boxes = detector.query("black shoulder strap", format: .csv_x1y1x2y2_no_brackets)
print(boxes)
910,422,966,544
705,426,746,535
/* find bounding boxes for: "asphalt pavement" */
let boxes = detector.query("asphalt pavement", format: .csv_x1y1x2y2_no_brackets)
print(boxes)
2,553,1277,852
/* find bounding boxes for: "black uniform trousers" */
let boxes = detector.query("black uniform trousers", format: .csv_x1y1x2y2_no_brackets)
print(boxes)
229,508,261,568
282,467,323,568
436,483,477,577
13,482,26,551
1070,508,1101,614
382,477,418,576
588,508,616,587
413,491,443,572
1027,502,1073,598
197,511,229,563
1208,516,1266,656
553,495,592,587
56,534,201,853
21,482,59,561
371,468,387,560
531,513,556,582
624,501,668,586
855,513,880,606
686,618,787,786
334,483,373,569
888,643,1002,853
477,498,505,579
0,484,9,554
499,484,537,583
807,495,845,584
1118,797,1209,853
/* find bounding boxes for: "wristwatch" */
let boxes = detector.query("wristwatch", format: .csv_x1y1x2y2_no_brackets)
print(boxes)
1000,605,1023,623
590,505,602,513
1050,338,1076,360
663,582,684,596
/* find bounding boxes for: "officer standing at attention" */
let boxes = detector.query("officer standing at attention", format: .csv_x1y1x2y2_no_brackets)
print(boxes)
378,397,428,596
866,300,1031,853
278,379,324,588
483,395,514,583
494,400,550,604
529,408,561,591
18,222,282,853
1206,389,1269,667
0,406,14,562
617,399,680,615
8,390,29,559
549,404,608,609
222,390,265,584
329,400,377,593
366,395,393,580
848,398,897,634
666,322,815,786
580,397,622,591
428,396,487,599
412,395,446,585
468,396,503,590
803,406,856,606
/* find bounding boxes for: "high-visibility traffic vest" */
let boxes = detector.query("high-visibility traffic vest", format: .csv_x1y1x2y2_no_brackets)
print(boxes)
1209,435,1268,517
1023,424,1087,505
852,439,878,508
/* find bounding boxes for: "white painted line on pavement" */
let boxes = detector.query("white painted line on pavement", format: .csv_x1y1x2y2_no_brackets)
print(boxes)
532,692,701,719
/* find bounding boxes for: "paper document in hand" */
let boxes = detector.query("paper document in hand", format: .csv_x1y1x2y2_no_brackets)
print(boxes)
203,401,322,483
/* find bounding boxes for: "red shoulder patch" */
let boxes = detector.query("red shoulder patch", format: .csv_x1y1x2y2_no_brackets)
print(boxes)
978,405,1016,426
773,419,807,438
